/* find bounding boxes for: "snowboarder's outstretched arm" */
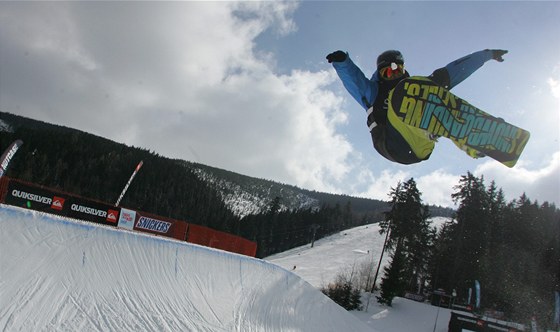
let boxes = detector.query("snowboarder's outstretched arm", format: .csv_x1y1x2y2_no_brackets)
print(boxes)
327,51,378,110
430,49,508,89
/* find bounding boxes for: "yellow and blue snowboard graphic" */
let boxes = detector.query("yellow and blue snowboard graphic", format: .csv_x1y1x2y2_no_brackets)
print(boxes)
389,76,530,167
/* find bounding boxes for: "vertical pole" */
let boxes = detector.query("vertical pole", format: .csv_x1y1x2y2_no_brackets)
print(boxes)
115,160,143,207
310,224,320,248
366,223,391,311
371,225,391,293
432,296,442,332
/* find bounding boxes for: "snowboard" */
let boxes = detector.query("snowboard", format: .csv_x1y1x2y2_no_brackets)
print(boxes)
388,76,530,167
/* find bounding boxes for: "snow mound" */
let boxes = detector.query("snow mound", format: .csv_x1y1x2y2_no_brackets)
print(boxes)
0,205,370,331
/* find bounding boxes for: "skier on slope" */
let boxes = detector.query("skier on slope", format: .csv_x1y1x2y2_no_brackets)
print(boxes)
326,49,508,164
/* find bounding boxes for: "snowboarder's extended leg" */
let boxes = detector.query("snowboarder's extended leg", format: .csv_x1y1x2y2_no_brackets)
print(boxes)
388,76,529,167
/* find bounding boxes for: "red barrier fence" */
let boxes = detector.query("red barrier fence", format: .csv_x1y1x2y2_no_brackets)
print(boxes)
187,224,257,257
0,177,256,257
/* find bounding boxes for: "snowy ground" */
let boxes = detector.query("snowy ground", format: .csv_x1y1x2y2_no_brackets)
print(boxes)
266,223,390,289
1,204,453,331
266,217,448,289
267,218,453,331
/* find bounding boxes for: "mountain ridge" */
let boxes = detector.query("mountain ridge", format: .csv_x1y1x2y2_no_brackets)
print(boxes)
0,111,454,221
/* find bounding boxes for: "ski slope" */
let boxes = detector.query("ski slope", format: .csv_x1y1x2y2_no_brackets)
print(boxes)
0,205,370,331
267,218,454,331
266,223,391,288
267,218,448,288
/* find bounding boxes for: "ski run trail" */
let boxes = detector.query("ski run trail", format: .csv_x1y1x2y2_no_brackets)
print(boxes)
1,204,454,331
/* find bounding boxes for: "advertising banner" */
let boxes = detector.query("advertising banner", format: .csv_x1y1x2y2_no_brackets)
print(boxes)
2,178,255,257
4,180,68,215
118,208,136,230
135,215,172,234
0,139,23,178
65,197,119,226
448,312,524,332
4,179,119,227
132,211,188,241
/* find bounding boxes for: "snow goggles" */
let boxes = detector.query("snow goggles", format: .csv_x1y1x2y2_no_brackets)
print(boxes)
379,62,405,80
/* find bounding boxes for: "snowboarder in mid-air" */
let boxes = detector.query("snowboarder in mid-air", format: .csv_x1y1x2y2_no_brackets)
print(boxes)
326,49,508,165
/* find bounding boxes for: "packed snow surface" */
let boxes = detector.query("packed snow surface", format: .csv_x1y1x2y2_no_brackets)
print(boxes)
0,205,369,331
1,205,453,331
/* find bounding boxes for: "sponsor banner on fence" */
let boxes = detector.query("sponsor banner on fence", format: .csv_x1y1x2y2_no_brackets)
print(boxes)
448,312,524,332
2,177,255,257
118,208,136,230
0,139,23,178
4,179,119,227
66,197,119,226
135,216,172,234
131,212,187,241
4,180,67,214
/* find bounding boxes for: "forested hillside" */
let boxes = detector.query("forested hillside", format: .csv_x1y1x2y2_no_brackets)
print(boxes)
1,111,455,256
377,176,559,325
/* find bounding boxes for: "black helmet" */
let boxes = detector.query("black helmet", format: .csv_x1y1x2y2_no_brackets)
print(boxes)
377,50,404,71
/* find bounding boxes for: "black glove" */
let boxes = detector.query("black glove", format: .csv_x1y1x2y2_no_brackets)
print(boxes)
491,49,508,62
326,50,347,63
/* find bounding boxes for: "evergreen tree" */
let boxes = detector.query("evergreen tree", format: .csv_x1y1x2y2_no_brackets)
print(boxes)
429,172,560,324
321,272,362,311
377,243,407,306
378,178,434,304
448,173,490,293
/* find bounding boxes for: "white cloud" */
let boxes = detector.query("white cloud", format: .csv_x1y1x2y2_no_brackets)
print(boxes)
474,151,560,205
0,1,361,193
550,77,560,99
467,64,560,207
416,170,461,207
351,169,412,202
0,3,98,71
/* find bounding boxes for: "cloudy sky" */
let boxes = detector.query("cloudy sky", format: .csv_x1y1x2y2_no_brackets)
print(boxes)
1,1,559,208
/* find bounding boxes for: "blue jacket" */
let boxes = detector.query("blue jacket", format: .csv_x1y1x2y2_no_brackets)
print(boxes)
332,49,496,110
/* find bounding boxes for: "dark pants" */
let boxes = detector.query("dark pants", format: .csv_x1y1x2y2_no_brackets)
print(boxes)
385,122,428,164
